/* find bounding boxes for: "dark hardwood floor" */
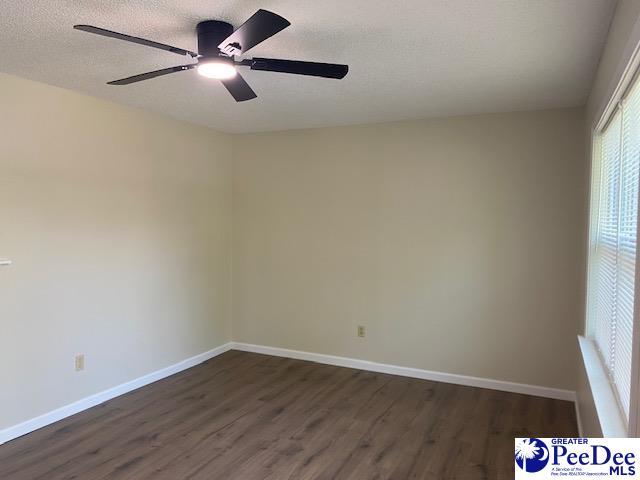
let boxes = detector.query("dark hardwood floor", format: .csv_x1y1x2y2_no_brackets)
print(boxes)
0,350,577,479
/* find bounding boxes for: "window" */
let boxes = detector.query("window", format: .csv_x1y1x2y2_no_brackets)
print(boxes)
587,73,640,426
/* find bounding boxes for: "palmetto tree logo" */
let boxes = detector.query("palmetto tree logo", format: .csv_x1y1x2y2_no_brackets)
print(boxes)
515,438,550,473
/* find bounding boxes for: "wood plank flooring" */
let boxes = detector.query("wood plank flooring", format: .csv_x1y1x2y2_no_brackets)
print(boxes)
0,350,577,479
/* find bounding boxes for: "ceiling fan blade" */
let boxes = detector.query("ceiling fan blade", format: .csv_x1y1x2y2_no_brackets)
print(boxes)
74,25,198,58
221,73,257,102
108,64,195,85
249,58,348,79
218,10,290,56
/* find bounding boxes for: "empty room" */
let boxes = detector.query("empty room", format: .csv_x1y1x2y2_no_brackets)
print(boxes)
1,1,640,479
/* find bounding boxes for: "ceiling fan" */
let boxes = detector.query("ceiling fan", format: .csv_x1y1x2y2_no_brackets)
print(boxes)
74,9,349,102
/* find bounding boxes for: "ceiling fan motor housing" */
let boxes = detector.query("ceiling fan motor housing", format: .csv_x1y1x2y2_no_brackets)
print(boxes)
196,21,234,58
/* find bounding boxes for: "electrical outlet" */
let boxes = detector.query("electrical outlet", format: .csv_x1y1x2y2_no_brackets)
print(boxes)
75,354,85,372
357,325,366,337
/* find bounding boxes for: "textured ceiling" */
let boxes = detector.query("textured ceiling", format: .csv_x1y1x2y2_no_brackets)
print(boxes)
0,0,616,133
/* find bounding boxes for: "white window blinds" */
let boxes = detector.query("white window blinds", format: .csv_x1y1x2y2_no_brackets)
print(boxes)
588,76,640,422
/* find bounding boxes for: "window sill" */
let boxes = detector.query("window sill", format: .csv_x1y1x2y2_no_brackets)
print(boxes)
578,335,628,437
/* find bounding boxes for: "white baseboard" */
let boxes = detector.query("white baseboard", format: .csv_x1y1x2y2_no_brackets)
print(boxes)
2,340,577,445
0,342,234,445
230,342,577,402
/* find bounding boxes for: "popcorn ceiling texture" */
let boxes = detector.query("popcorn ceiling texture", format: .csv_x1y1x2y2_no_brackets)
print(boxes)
0,0,615,133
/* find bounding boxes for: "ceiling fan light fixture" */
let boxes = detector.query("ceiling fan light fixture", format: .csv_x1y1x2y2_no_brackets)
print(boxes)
74,10,349,102
197,60,237,80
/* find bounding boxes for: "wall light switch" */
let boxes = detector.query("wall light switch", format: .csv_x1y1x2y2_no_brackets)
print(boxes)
75,354,85,372
357,325,366,337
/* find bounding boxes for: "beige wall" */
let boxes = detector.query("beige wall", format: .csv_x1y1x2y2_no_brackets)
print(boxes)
577,0,640,437
0,73,233,429
232,108,587,390
0,74,591,433
586,0,640,129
